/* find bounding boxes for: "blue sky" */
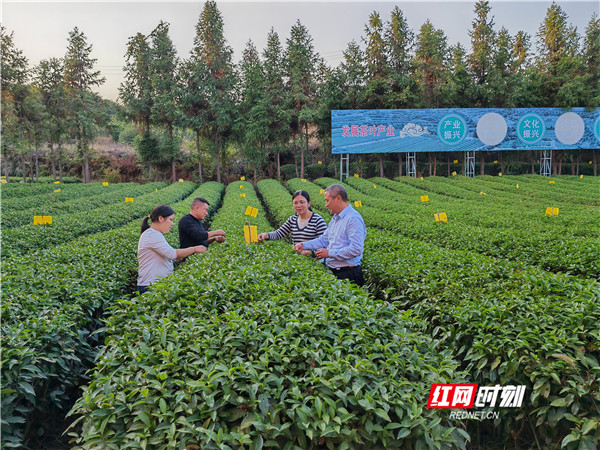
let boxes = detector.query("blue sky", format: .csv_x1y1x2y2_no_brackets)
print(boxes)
3,1,598,101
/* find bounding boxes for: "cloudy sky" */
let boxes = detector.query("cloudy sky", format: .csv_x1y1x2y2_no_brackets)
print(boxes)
3,0,598,101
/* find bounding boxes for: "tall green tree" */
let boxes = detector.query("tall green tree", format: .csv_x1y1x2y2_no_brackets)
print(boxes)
488,27,514,107
413,20,448,108
237,40,269,183
467,0,496,106
262,28,290,181
339,40,366,109
285,20,320,179
582,13,600,106
1,26,29,181
191,0,237,183
385,6,416,108
535,3,582,106
149,21,180,182
34,57,68,181
178,56,210,182
120,32,161,177
445,43,471,108
63,26,105,183
363,11,388,108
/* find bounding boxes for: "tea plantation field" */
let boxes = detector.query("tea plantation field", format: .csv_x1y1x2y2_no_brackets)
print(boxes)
1,176,598,449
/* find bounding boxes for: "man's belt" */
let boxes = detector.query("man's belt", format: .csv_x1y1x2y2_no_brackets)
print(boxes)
329,265,361,273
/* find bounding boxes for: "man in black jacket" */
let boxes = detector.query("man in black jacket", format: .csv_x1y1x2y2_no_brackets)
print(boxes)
178,197,226,249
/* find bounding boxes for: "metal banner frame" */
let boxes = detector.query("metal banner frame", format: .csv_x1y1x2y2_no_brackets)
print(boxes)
540,149,552,176
339,154,349,181
464,151,476,178
407,152,416,177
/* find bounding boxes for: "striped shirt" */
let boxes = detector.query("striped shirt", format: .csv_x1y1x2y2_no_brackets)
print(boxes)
268,212,327,245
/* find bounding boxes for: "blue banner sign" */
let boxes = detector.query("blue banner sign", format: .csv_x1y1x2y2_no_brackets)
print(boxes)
331,108,600,154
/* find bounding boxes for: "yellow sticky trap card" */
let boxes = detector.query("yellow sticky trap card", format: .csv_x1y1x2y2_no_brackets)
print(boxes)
354,174,359,178
53,189,61,193
102,182,109,186
549,180,555,184
244,225,258,243
240,176,245,181
125,197,134,202
240,193,246,198
318,161,322,165
434,213,448,223
480,192,486,195
453,160,458,164
245,206,258,218
240,185,244,189
34,216,52,225
354,201,363,207
301,179,306,182
421,195,429,202
452,171,457,176
53,181,60,184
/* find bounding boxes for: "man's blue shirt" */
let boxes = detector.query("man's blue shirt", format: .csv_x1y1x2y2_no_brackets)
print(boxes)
302,204,366,268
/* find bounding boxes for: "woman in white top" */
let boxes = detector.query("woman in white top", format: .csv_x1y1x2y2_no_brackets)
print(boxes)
137,204,206,294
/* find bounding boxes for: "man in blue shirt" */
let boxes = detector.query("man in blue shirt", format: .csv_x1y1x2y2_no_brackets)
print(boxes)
293,184,366,286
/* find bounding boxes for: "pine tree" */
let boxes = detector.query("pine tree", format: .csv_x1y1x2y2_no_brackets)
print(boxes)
34,57,67,181
149,21,180,182
468,0,496,106
535,3,582,106
285,20,319,179
63,26,105,183
363,11,388,108
582,13,600,106
237,40,269,184
191,0,236,183
386,6,416,108
1,26,29,181
413,20,449,108
262,28,290,181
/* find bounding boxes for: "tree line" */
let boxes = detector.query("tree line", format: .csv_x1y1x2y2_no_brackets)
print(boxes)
2,1,599,183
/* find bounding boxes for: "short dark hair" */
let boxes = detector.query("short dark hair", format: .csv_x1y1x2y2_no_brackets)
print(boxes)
141,204,175,234
191,197,210,208
324,184,348,202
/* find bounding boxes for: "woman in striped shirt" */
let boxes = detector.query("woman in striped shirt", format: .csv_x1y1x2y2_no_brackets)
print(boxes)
258,190,327,255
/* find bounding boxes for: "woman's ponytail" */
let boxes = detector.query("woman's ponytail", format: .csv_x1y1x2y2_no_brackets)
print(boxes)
141,216,151,234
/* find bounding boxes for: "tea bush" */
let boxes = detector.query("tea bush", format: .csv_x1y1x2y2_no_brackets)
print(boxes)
69,181,470,449
1,182,224,448
2,182,165,228
1,182,197,257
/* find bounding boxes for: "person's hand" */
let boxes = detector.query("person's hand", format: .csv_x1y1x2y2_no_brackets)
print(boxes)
195,245,207,254
314,248,329,259
214,236,225,243
257,232,269,242
215,229,226,236
293,243,304,253
300,250,312,256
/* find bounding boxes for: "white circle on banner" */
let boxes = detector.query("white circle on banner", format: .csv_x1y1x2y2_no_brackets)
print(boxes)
476,113,507,146
555,112,584,145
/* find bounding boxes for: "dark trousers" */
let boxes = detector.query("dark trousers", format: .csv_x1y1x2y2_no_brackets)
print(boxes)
136,285,149,294
330,265,364,287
